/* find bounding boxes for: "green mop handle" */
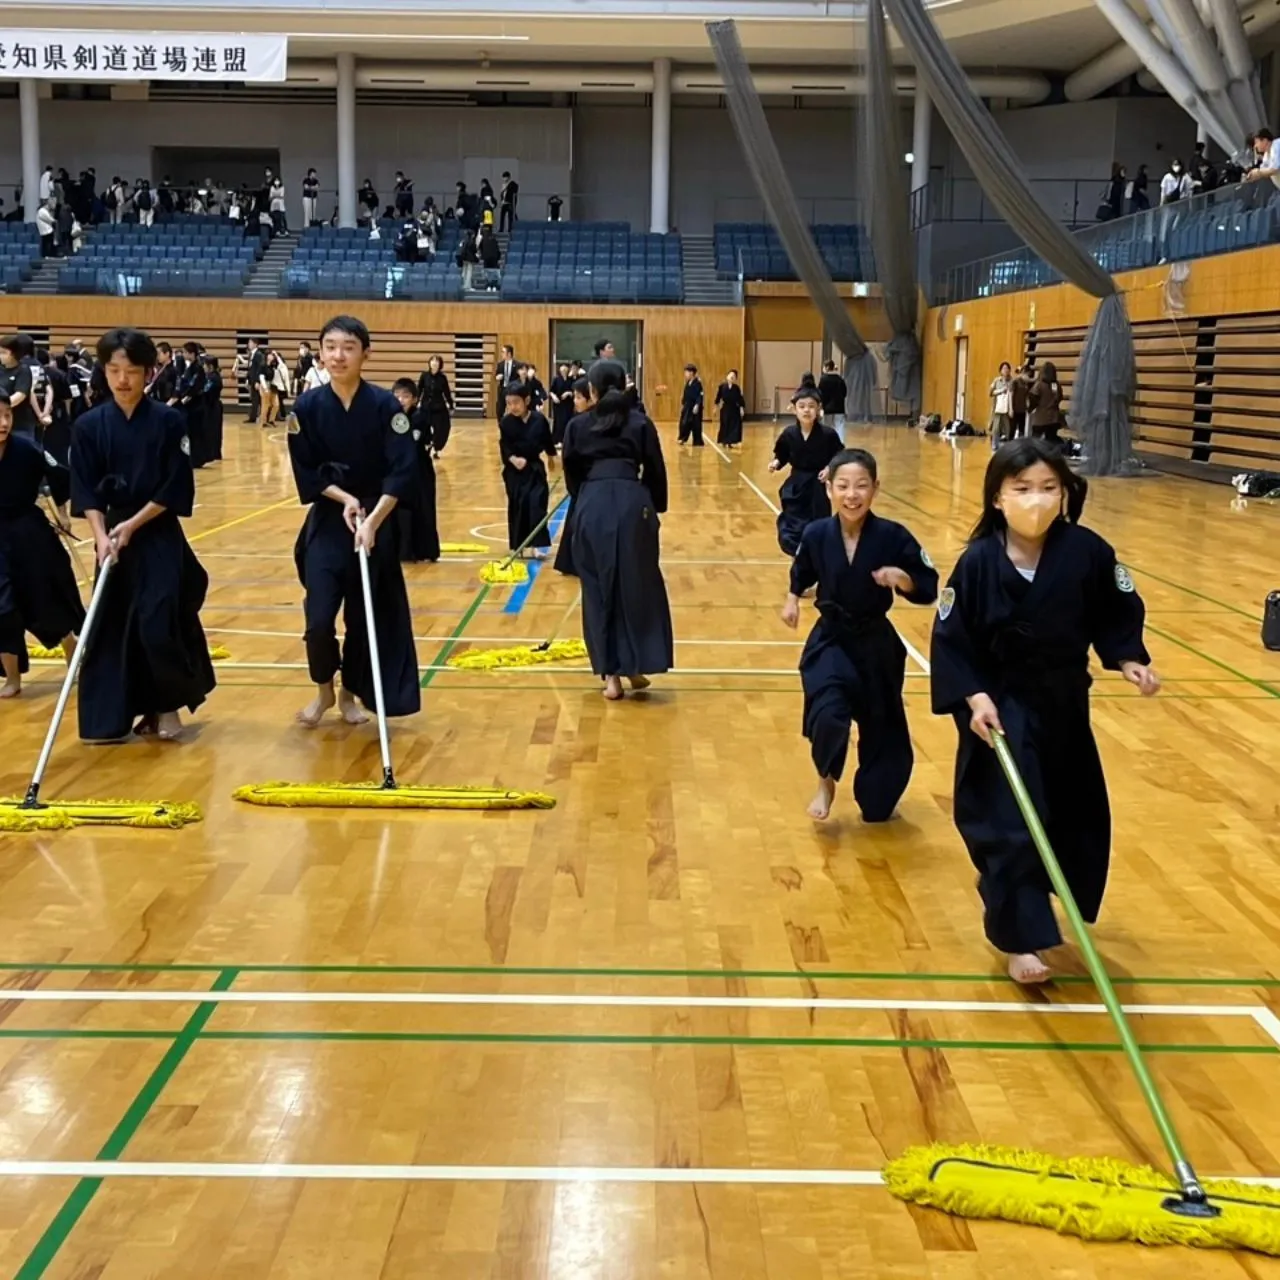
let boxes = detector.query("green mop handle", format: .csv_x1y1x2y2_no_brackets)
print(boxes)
991,730,1209,1207
494,484,567,571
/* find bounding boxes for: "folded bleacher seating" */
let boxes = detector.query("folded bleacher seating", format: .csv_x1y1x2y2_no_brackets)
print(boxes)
0,223,41,293
56,216,262,296
280,221,466,300
500,223,683,304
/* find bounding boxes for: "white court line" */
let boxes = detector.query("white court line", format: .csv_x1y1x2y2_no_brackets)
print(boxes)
1253,1008,1280,1047
740,472,782,515
201,661,928,678
709,441,734,466
0,989,1260,1016
2,1161,1276,1187
206,628,797,647
0,1159,884,1185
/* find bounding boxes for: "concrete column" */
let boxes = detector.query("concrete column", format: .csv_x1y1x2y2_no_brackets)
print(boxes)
910,83,931,194
19,79,41,224
336,53,357,229
650,57,671,234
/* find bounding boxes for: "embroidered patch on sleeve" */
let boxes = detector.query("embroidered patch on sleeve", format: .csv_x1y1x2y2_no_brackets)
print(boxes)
938,586,955,620
391,412,411,435
1115,565,1136,593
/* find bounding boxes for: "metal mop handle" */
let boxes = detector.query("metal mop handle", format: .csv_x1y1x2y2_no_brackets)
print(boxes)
22,555,113,809
44,496,90,586
991,730,1217,1216
355,521,395,790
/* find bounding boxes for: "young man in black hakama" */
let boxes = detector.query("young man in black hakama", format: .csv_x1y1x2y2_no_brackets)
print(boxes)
288,316,420,728
0,394,85,698
70,328,215,742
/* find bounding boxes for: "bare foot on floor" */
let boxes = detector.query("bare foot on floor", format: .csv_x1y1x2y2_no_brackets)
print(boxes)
1008,953,1051,985
0,679,21,698
603,675,624,701
807,777,836,820
156,711,183,741
627,674,651,691
296,684,336,727
338,688,370,725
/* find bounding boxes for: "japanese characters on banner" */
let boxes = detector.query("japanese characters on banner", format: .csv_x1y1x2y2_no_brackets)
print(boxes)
0,31,288,82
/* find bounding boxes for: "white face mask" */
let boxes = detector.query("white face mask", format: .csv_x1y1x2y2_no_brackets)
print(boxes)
1000,492,1060,539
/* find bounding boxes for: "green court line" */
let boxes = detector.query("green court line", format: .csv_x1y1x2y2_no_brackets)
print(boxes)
13,968,238,1280
197,1029,1274,1054
420,584,491,689
1145,623,1280,698
2,961,1278,987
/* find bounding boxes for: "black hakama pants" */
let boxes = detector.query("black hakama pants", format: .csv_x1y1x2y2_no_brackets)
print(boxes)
77,513,215,740
208,401,224,461
294,506,420,718
678,412,703,446
777,469,829,557
397,450,441,564
186,404,211,470
552,405,572,451
717,407,743,446
951,677,1110,955
504,460,550,551
572,465,673,678
429,407,451,456
0,510,86,673
553,499,577,577
800,618,911,823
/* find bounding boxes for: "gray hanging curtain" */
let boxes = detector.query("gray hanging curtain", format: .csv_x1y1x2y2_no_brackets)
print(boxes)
861,0,921,417
706,19,878,422
881,0,1138,476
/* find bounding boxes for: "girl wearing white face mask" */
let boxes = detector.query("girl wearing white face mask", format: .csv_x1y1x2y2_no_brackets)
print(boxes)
929,438,1160,987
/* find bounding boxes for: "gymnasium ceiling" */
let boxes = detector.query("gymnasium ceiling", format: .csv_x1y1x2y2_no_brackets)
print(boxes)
0,0,1275,75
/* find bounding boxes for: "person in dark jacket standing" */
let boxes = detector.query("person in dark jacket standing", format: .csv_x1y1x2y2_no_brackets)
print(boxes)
818,360,848,440
714,369,745,447
678,364,704,447
1011,362,1033,439
1028,362,1064,445
499,171,519,232
416,355,454,458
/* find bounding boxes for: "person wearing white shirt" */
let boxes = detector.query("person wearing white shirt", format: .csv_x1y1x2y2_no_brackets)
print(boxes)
36,200,56,256
1246,129,1280,191
38,166,54,203
269,177,287,232
1159,160,1193,205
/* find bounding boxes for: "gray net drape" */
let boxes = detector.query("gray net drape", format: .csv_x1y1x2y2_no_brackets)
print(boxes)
860,0,921,417
706,20,877,422
881,0,1137,475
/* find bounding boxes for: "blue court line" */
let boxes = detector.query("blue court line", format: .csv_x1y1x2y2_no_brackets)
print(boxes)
504,499,569,614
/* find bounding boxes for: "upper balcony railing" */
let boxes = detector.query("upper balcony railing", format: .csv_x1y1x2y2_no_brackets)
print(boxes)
934,180,1279,304
910,176,1112,232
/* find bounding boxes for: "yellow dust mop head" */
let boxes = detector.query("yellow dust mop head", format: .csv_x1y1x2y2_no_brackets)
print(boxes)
0,798,203,832
884,1143,1280,1255
30,643,231,661
232,782,555,810
448,639,588,671
479,560,529,585
440,542,490,553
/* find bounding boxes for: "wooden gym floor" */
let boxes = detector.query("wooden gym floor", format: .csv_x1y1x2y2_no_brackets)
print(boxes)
1,417,1279,1279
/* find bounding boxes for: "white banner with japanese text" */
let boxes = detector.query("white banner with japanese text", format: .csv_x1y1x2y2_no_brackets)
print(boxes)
0,31,287,81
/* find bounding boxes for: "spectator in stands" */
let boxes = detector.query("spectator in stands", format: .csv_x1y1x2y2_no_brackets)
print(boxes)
479,179,497,220
135,179,155,228
394,172,414,218
106,176,124,224
1028,362,1063,445
56,198,74,256
36,199,57,258
818,360,848,437
417,355,454,457
302,169,319,227
359,179,378,226
1191,142,1217,196
1105,163,1126,220
547,194,563,222
414,208,438,258
38,165,54,204
1128,164,1150,214
269,174,287,232
457,227,479,290
499,172,519,232
1160,159,1192,205
1246,129,1280,190
478,223,502,289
